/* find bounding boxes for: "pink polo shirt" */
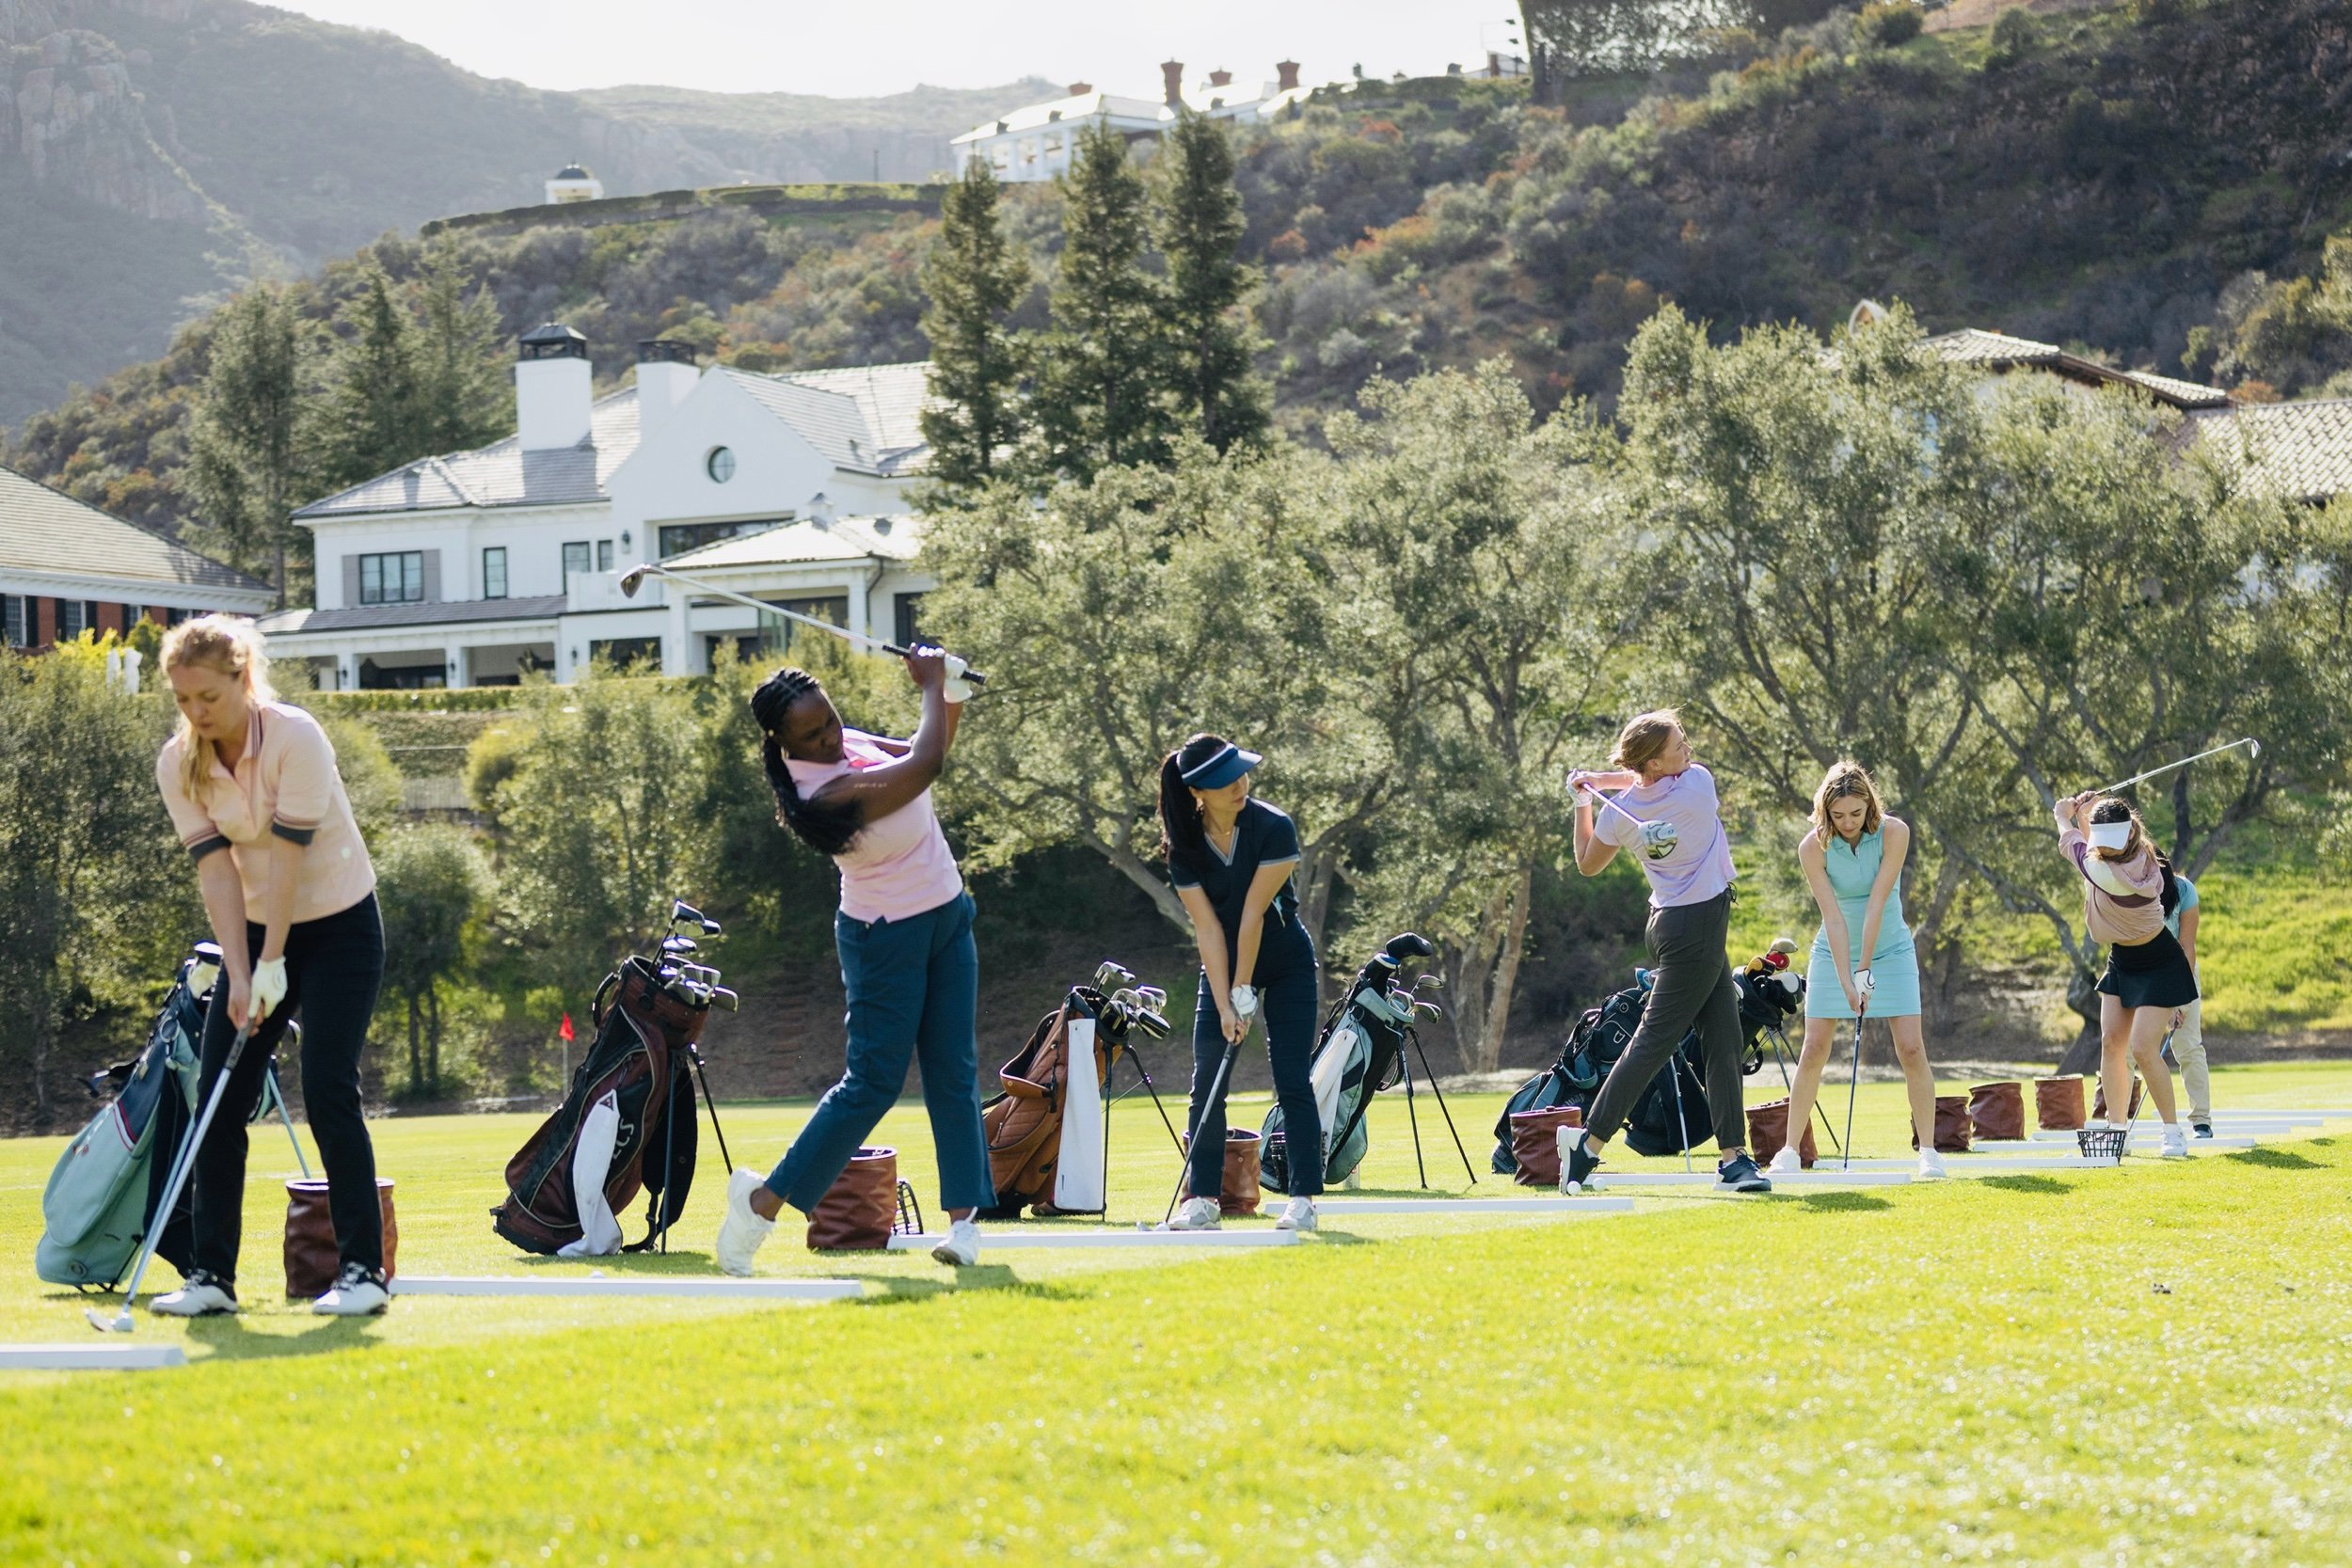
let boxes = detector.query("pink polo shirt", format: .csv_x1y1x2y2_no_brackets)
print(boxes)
785,727,963,923
156,701,377,926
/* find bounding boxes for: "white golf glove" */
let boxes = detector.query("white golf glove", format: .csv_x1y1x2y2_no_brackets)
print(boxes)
942,654,975,705
249,956,289,1022
1852,968,1874,994
1229,984,1259,1021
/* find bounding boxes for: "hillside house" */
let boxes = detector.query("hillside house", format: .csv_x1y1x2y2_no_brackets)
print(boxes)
545,164,603,204
256,326,937,688
1,464,272,650
951,60,1312,182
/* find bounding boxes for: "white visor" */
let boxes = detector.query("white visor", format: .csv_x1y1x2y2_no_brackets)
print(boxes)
2087,821,2133,852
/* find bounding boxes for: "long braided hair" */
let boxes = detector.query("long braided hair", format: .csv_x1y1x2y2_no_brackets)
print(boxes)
750,667,864,856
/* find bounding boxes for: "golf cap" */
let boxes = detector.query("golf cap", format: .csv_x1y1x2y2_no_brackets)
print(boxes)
2087,821,2133,851
1180,743,1262,790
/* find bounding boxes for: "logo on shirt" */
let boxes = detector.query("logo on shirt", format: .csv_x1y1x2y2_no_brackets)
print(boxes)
1639,819,1679,861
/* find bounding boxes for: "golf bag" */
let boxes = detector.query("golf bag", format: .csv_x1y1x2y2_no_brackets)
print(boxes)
493,955,705,1256
1489,981,1646,1175
979,987,1127,1219
1262,935,1434,1195
38,942,301,1288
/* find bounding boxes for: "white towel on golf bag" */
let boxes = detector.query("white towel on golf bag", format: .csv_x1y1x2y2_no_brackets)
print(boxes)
1310,1022,1356,1153
558,1089,624,1258
1053,1017,1105,1212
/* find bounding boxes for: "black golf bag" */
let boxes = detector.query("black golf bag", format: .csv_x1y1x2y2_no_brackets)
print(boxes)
1262,934,1434,1195
494,956,706,1255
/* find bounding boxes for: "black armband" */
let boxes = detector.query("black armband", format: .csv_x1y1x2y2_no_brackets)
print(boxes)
270,821,317,846
186,835,231,863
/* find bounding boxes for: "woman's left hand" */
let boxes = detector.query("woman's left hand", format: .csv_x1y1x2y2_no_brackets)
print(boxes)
902,644,948,690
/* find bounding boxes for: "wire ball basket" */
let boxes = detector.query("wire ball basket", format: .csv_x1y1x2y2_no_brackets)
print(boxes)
2076,1124,2130,1164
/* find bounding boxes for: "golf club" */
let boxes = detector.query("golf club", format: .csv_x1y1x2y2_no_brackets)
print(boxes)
1158,1012,1253,1227
1839,997,1867,1174
89,1015,259,1333
2094,737,2261,797
619,562,986,685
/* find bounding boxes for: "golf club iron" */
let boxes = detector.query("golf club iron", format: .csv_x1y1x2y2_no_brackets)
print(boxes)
620,562,986,684
88,1016,260,1332
1840,1001,1868,1173
2094,737,2261,797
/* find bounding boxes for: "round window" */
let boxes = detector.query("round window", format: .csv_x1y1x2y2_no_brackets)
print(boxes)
706,446,736,483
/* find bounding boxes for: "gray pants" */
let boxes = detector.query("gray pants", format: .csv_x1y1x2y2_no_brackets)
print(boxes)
1584,889,1747,1154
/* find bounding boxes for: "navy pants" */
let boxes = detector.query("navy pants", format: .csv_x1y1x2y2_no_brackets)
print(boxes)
192,893,386,1284
1185,941,1324,1199
765,893,995,1215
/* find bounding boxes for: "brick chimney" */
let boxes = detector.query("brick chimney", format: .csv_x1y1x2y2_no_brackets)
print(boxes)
1277,60,1301,91
1161,58,1184,107
1067,81,1092,97
1208,68,1232,87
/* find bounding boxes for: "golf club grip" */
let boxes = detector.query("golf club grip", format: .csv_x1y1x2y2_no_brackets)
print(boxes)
881,643,987,685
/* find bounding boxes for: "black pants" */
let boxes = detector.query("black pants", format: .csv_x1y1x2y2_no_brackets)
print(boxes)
1185,936,1324,1199
191,893,387,1285
1583,889,1747,1154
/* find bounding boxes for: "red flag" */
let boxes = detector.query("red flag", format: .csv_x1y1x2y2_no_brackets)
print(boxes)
559,1011,575,1043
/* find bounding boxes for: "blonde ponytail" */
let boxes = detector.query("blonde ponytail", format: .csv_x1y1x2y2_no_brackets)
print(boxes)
162,615,276,801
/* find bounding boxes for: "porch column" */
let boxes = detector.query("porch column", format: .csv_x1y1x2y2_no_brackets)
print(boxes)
448,643,473,689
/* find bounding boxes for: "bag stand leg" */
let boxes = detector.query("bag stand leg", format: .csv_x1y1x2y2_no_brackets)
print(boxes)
263,1064,312,1178
1162,1026,1248,1227
1399,1029,1479,1188
1764,1024,1840,1157
1115,1040,1186,1157
88,1020,255,1333
1667,1043,1694,1174
688,1046,732,1171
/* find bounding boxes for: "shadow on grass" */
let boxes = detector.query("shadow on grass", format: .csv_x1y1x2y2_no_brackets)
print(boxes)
185,1313,384,1362
1794,1192,1893,1213
1979,1175,2068,1195
2226,1147,2322,1170
839,1266,1093,1307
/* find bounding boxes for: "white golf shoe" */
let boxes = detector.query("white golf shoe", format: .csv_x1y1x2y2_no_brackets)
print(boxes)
1915,1149,1948,1180
312,1262,389,1316
2159,1124,2190,1159
148,1271,237,1317
930,1216,982,1267
1766,1146,1804,1176
1161,1196,1222,1231
1274,1196,1318,1232
716,1167,776,1276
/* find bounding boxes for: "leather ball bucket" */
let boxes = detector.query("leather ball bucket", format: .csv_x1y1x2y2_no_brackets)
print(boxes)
2090,1077,2145,1123
1510,1105,1583,1187
806,1147,898,1251
1181,1129,1264,1215
1910,1095,1973,1153
1967,1081,2026,1143
2036,1075,2087,1132
1745,1098,1818,1168
284,1178,397,1297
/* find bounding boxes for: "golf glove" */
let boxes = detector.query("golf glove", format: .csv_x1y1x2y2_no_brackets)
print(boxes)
1230,984,1259,1021
250,957,289,1022
1851,968,1874,995
943,654,975,705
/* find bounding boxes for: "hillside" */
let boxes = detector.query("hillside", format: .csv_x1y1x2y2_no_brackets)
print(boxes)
0,0,1049,424
12,0,2349,542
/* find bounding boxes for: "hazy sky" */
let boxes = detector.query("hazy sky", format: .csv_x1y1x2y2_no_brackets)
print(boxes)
273,1,1525,99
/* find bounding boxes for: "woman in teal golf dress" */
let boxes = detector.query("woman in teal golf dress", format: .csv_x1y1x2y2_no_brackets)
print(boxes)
1774,760,1946,1178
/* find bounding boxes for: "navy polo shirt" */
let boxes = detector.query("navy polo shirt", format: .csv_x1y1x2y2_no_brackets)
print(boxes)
1170,799,1310,966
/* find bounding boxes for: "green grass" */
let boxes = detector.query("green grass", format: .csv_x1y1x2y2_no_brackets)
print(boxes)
6,1066,2352,1563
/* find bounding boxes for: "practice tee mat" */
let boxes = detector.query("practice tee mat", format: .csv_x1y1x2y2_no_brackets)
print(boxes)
885,1228,1300,1251
1311,1196,1637,1214
1,1343,188,1370
389,1275,864,1300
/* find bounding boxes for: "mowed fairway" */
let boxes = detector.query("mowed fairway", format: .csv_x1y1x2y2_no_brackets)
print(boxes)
4,1064,2351,1565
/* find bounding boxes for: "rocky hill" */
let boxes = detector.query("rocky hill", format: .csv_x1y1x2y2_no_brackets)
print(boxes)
0,0,1047,423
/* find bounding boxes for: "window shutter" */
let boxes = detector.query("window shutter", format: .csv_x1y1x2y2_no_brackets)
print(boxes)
342,555,360,609
421,549,442,603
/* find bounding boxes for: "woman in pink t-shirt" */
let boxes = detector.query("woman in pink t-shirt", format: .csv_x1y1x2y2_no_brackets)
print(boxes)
716,646,994,1273
147,616,389,1319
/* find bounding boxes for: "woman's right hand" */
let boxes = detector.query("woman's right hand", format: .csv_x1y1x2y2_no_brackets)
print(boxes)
226,972,253,1030
1840,977,1865,1015
1218,1004,1246,1044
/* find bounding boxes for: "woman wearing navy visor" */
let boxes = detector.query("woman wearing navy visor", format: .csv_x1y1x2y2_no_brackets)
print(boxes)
1157,734,1323,1231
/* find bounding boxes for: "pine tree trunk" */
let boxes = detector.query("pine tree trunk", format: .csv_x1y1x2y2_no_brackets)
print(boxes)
427,986,441,1091
407,994,422,1093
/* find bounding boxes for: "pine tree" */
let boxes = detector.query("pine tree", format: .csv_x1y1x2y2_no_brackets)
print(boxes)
413,245,513,454
308,261,425,496
186,285,304,601
1035,122,1174,484
1156,110,1271,456
919,157,1032,498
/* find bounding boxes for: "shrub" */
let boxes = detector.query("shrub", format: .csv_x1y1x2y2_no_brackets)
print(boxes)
1858,3,1925,46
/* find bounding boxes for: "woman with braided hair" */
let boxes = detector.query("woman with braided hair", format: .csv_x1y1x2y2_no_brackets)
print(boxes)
714,647,995,1271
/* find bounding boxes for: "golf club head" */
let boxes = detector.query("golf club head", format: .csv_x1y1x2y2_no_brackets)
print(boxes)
620,565,651,597
2247,737,2262,759
1136,985,1168,1010
1414,1000,1443,1021
1094,961,1136,990
671,898,722,935
1414,973,1445,993
660,935,699,955
1134,1009,1171,1039
85,1306,134,1334
711,986,739,1011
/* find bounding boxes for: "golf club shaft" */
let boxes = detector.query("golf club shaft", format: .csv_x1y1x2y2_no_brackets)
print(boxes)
2096,737,2259,796
120,1019,257,1316
1841,1010,1864,1172
623,562,987,683
1163,1020,1250,1223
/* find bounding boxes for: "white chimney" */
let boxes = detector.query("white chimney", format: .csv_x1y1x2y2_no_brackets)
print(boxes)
634,340,700,438
516,323,593,451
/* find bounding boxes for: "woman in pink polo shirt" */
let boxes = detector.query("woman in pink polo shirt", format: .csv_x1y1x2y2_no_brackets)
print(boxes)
715,648,993,1273
149,617,389,1318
